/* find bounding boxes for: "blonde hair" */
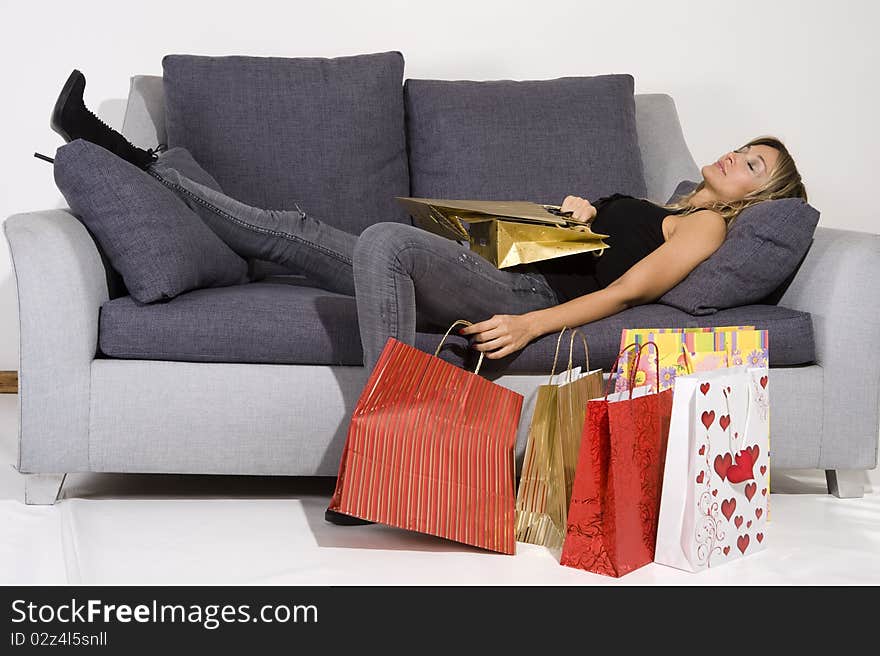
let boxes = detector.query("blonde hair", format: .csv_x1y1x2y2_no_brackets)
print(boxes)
664,136,808,228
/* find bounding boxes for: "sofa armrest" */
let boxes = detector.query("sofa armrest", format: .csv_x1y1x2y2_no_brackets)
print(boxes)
122,74,165,150
634,93,701,204
779,226,880,469
3,209,109,472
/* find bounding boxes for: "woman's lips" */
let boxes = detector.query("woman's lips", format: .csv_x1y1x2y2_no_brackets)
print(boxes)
716,161,726,174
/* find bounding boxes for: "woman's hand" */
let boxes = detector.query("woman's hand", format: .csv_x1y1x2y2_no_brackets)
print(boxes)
560,195,597,222
459,314,538,359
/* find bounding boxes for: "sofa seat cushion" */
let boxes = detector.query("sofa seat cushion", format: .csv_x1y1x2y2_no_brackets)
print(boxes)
470,303,816,375
162,51,411,236
98,281,469,367
100,281,814,374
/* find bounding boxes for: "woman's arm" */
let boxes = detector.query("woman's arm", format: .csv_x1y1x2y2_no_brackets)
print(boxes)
462,210,727,358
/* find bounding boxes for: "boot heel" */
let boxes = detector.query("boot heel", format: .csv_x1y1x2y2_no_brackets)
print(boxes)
34,152,54,164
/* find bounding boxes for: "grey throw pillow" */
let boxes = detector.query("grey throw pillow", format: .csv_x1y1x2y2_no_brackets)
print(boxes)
163,51,411,236
405,74,647,203
54,139,249,304
658,181,820,314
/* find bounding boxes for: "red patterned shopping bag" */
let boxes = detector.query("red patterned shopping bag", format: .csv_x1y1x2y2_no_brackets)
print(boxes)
560,342,674,577
327,320,523,554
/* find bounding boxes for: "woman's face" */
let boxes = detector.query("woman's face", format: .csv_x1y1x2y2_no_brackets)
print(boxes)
701,144,780,202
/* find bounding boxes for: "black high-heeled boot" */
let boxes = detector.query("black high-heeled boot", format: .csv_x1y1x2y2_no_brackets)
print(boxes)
50,69,159,170
324,509,375,526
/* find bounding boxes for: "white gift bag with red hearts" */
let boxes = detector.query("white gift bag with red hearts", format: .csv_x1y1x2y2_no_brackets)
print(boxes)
654,365,770,572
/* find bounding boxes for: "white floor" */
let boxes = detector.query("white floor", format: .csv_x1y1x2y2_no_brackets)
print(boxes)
2,395,879,586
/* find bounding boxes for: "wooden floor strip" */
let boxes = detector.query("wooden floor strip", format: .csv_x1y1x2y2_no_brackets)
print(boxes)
0,371,18,394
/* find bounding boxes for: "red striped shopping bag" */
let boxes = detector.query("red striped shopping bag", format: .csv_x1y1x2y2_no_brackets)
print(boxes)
327,320,523,554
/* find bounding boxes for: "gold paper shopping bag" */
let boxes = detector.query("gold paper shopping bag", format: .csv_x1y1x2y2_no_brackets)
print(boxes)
396,197,609,268
515,329,605,549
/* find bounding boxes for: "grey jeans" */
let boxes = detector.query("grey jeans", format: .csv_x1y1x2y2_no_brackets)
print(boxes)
150,155,560,370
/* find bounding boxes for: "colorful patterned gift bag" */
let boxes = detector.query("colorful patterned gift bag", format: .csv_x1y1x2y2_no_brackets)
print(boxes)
560,342,674,577
654,365,770,571
615,326,769,393
327,320,523,554
515,328,604,549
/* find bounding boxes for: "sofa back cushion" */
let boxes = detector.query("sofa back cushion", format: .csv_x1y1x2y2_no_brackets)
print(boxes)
163,51,411,235
659,181,821,314
54,140,249,304
404,74,647,204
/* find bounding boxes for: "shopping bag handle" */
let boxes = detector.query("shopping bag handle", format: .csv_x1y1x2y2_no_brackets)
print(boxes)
721,372,756,456
548,327,591,385
436,319,486,376
603,340,661,400
565,329,590,384
630,341,661,399
681,344,695,375
604,342,641,400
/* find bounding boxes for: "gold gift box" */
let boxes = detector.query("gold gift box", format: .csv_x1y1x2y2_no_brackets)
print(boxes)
396,197,609,269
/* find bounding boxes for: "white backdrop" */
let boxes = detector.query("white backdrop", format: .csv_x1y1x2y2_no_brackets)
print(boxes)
1,0,878,370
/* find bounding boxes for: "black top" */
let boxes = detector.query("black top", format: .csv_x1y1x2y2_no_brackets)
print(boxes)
534,194,685,303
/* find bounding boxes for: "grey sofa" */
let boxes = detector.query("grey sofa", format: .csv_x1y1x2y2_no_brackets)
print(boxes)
5,70,879,505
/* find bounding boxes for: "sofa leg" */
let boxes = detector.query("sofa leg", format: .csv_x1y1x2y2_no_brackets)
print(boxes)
825,470,865,499
23,473,67,505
